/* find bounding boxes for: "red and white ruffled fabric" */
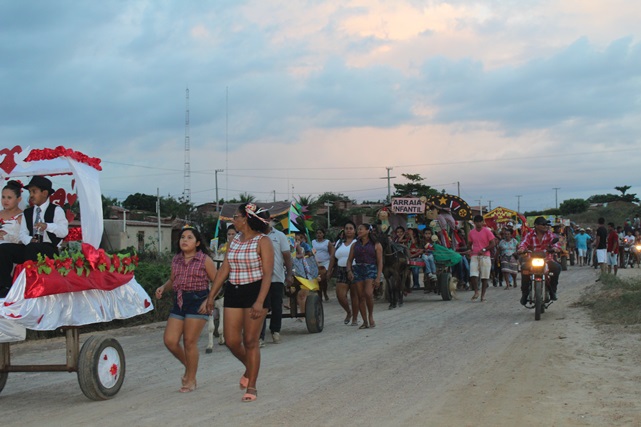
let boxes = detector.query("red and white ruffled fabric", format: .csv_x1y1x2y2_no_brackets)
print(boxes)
0,269,153,341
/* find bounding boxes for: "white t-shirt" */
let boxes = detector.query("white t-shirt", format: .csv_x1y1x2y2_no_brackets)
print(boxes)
312,239,331,265
268,228,290,283
334,239,356,268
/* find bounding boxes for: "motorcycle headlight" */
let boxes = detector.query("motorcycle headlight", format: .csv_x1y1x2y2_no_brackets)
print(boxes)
531,258,545,267
636,245,641,251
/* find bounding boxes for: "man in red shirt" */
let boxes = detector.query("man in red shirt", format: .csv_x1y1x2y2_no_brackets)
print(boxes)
517,216,562,305
606,222,619,275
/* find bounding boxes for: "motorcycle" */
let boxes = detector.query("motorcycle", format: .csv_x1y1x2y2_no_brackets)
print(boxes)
520,239,559,321
621,237,636,268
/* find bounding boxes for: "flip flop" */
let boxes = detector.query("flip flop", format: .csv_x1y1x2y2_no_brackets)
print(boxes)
344,314,351,325
239,375,249,390
179,381,196,393
471,293,479,301
242,388,257,402
369,321,376,328
359,324,369,329
351,321,358,326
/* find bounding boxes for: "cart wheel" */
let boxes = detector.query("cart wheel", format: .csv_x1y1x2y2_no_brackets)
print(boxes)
439,272,452,301
0,371,7,394
77,336,125,401
305,293,324,333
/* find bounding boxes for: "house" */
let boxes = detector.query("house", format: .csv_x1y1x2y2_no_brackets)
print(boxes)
102,219,173,253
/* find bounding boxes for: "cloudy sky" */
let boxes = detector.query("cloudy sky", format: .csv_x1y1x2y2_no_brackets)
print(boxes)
2,0,640,213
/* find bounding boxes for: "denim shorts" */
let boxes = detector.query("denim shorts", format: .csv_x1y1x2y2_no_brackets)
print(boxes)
353,263,378,282
169,289,209,321
223,280,272,309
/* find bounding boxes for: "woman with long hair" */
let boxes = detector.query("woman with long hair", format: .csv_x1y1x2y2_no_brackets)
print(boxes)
347,223,383,329
205,203,274,402
327,221,359,325
155,226,218,392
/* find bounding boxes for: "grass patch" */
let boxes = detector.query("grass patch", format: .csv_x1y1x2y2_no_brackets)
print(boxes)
576,273,641,326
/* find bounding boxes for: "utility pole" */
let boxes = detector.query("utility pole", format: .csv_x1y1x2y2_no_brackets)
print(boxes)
457,181,460,197
156,188,161,253
516,195,522,213
380,167,396,204
476,197,483,216
215,169,224,213
553,187,560,209
272,190,276,203
488,200,493,211
324,202,332,228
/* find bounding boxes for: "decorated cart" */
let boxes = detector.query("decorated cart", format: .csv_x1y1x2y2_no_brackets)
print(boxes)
0,146,153,400
381,194,471,301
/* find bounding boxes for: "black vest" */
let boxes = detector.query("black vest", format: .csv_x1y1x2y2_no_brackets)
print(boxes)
25,204,62,247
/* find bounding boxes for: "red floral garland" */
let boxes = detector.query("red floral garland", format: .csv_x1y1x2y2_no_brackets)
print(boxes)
25,146,102,171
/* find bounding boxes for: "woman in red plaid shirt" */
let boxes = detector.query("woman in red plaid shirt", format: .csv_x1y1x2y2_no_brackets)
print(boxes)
155,226,218,393
206,203,274,402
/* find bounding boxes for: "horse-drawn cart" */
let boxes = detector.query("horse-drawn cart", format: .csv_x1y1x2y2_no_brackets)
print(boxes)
0,146,153,400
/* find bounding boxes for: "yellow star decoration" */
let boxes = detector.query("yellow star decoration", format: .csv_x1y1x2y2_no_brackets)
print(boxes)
439,196,447,205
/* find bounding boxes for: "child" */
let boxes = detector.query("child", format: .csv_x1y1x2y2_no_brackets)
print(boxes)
421,228,437,281
155,226,218,392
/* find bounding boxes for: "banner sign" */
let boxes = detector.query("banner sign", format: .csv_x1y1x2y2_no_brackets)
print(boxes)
391,198,425,214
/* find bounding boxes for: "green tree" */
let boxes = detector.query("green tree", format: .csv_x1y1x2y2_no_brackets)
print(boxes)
559,198,590,215
123,193,156,211
102,195,120,219
238,192,256,203
393,173,438,197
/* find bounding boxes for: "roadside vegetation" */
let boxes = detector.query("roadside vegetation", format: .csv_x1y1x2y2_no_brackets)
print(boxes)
576,273,641,327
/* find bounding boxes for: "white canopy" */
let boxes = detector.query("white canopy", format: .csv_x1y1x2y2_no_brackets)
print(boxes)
0,148,103,248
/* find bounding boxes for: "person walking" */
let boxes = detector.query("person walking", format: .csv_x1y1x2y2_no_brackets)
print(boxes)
574,228,590,266
312,228,334,301
497,229,519,288
606,222,619,275
594,217,608,275
327,221,359,325
467,215,497,302
346,223,383,329
259,216,293,346
155,226,218,393
205,203,274,402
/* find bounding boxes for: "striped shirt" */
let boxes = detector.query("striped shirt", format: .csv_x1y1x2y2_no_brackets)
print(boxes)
228,233,265,285
171,251,209,307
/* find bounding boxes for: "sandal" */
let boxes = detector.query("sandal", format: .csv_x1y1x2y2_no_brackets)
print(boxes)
179,381,197,393
359,323,369,329
239,375,249,390
471,293,479,301
351,321,358,326
242,387,257,402
344,313,351,325
369,321,376,328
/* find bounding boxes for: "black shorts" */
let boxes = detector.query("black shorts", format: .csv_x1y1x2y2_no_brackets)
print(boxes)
223,280,271,309
333,266,352,285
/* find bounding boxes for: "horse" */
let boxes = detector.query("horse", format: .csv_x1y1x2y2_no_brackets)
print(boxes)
377,230,410,309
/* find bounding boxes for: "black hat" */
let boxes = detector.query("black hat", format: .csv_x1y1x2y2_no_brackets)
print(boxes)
25,176,53,193
533,216,550,226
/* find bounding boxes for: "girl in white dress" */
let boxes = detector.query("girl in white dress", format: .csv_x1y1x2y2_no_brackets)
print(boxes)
0,180,24,244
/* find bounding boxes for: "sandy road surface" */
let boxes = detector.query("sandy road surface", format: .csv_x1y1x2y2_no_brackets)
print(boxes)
2,266,640,427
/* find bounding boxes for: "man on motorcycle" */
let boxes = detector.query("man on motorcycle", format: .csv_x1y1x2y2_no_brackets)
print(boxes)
517,217,562,305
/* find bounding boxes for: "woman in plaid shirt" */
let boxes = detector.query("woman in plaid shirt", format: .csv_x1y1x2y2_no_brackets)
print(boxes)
155,226,218,393
206,203,274,402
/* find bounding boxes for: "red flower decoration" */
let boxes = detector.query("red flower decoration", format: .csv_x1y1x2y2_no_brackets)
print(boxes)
24,146,102,171
74,258,85,268
64,227,83,242
110,364,118,377
112,255,121,271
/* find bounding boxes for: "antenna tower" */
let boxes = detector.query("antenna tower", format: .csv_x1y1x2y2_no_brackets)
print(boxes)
183,87,191,203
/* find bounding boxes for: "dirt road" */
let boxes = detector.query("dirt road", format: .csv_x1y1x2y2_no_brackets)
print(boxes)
2,266,640,426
